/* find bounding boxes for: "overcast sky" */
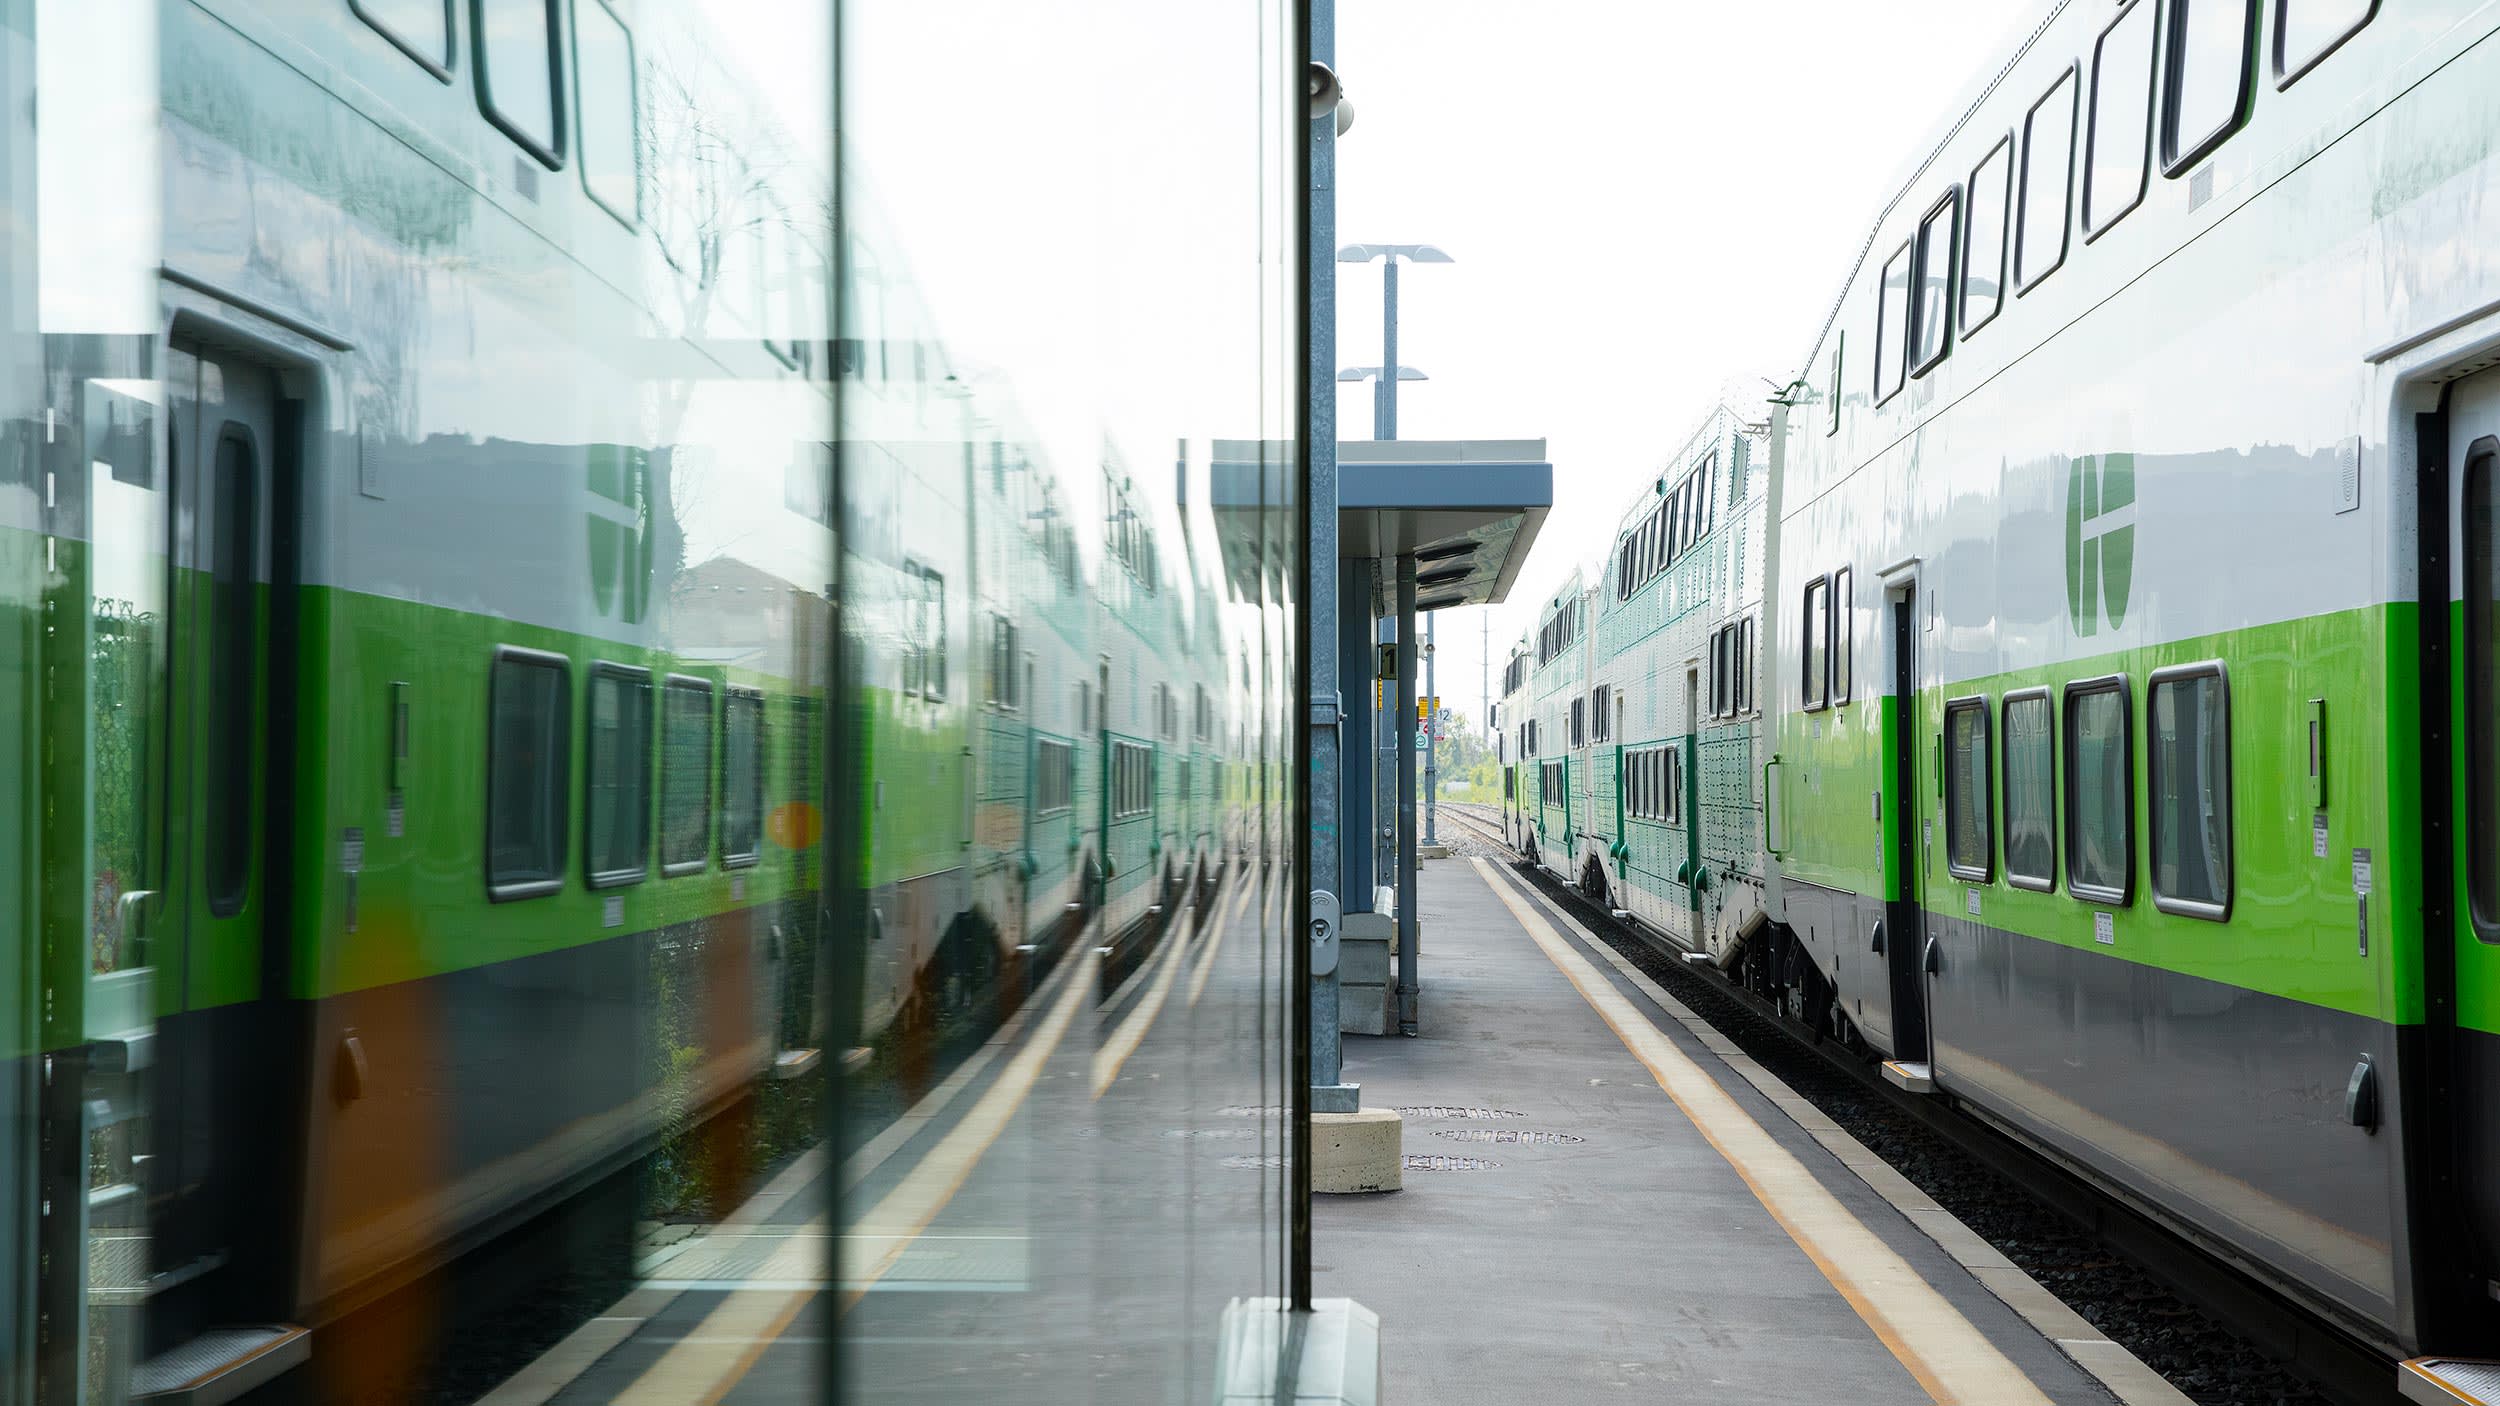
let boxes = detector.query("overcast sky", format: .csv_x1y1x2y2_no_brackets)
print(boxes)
1334,0,2043,735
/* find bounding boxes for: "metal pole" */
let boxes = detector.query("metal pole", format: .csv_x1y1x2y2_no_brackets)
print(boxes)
1381,258,1400,441
1396,556,1419,1036
1294,0,1337,1312
1424,612,1437,844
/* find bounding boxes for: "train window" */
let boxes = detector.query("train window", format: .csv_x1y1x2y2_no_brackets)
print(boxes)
1591,684,1613,742
2001,690,2057,890
920,567,948,699
1739,617,1756,713
1666,748,1684,826
585,663,653,888
2148,663,2232,918
1711,629,1730,717
353,0,453,77
1801,575,1831,710
1504,766,1515,801
1911,189,1958,376
1569,697,1586,749
577,0,639,223
1875,241,1911,405
2085,0,2158,239
1035,738,1073,813
2063,676,2135,904
1833,568,1854,704
2017,67,2078,291
2164,0,2256,174
1827,332,1844,437
2471,445,2500,934
1962,136,2012,335
487,647,570,900
661,675,716,875
475,0,565,168
987,616,1022,710
1114,741,1154,818
207,427,260,918
1944,699,1993,882
2276,0,2375,87
722,687,765,868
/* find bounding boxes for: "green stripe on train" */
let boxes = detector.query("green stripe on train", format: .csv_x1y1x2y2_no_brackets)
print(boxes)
1780,604,2412,1023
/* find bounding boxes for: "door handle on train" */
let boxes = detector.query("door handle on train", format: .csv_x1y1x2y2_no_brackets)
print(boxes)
1870,919,1884,954
117,888,157,966
1762,756,1784,858
1921,935,1941,976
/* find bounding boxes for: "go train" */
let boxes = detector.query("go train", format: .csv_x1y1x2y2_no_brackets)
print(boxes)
1503,0,2500,1368
1,1,1240,1401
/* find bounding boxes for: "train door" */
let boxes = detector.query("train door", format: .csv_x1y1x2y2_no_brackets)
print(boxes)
1684,669,1702,925
147,338,307,1360
2429,366,2500,1346
1884,580,1932,1068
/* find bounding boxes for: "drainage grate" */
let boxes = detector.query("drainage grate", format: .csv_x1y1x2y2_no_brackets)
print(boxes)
1402,1154,1499,1172
1220,1154,1287,1171
1393,1105,1525,1120
1431,1128,1584,1146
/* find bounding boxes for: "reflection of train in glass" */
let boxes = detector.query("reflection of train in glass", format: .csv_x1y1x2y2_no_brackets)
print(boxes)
7,2,1255,1396
1506,0,2500,1367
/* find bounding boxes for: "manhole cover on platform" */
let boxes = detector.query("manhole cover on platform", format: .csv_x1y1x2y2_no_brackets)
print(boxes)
1402,1154,1499,1172
1220,1154,1288,1171
1431,1128,1584,1146
1393,1105,1525,1120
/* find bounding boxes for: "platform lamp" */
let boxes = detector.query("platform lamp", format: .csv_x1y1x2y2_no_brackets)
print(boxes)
1336,365,1428,442
1335,243,1452,442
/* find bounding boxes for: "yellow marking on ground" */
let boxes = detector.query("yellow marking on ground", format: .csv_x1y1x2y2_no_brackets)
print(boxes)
1092,895,1204,1097
622,945,1100,1403
1187,877,1257,1008
1476,858,2053,1406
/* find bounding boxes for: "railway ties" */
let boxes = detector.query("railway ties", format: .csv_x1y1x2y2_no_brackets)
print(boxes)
1315,844,2190,1406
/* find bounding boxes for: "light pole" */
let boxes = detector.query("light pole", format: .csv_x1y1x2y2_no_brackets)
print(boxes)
1335,366,1427,441
1336,243,1452,441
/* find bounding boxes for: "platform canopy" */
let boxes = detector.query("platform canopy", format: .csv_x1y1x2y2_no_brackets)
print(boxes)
1209,437,1552,607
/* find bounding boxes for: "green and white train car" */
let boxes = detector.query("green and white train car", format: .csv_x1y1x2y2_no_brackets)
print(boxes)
1762,0,2500,1358
1520,572,1591,866
1557,405,1770,963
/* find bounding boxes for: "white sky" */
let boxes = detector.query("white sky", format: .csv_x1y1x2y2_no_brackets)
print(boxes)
1336,0,2045,735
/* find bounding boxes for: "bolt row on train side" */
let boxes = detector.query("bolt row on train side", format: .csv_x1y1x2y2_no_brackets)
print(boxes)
1500,0,2500,1368
1,1,1244,1399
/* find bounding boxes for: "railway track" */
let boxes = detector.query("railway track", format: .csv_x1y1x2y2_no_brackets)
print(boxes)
1432,800,2393,1406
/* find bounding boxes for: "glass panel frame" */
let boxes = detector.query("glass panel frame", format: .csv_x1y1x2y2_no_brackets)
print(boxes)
1875,240,1911,406
721,685,765,868
2469,444,2500,936
1944,697,1994,882
2085,0,2160,241
2163,0,2257,175
1832,567,1854,705
2063,674,2136,905
2147,661,2234,919
2001,689,2058,892
1801,575,1831,710
487,646,571,901
1911,187,1959,377
352,0,455,79
2017,66,2079,293
659,674,716,876
584,661,653,889
2275,0,2376,88
1962,134,2013,336
574,0,639,225
474,0,566,169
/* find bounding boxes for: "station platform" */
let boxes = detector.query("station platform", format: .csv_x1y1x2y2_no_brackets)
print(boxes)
1318,853,2189,1406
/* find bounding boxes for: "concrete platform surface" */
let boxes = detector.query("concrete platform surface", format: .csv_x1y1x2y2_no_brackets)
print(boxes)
1318,856,2178,1406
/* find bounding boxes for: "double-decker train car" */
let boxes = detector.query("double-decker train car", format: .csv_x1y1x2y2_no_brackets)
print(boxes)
1493,0,2500,1372
1569,404,1772,965
1520,573,1592,869
1498,635,1532,852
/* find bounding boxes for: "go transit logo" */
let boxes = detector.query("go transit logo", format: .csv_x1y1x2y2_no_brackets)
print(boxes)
2065,452,2134,637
